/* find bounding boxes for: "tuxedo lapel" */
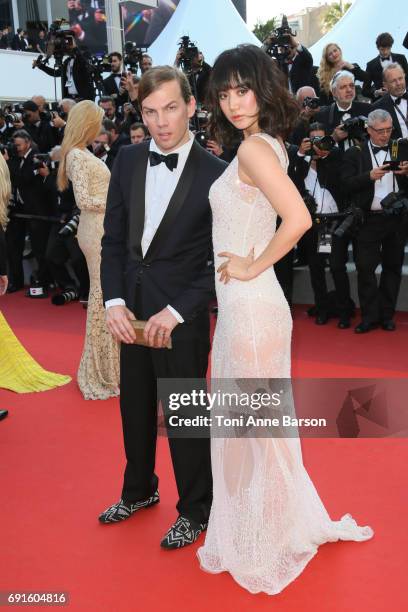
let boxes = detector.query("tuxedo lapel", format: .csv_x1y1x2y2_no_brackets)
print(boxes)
128,142,149,261
144,141,201,263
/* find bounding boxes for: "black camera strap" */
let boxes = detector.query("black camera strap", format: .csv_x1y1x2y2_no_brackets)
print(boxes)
369,141,396,192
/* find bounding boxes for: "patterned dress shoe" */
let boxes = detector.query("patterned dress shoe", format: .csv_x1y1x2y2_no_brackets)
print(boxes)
98,490,159,524
160,515,208,550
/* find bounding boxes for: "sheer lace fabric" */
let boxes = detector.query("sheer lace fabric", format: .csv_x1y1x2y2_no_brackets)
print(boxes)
66,148,119,400
197,134,373,595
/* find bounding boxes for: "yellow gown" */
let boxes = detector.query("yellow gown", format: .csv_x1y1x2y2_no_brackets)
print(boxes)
0,311,71,393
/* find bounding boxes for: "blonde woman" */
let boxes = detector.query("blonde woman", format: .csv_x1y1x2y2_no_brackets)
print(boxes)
58,100,119,400
0,153,71,394
318,43,367,105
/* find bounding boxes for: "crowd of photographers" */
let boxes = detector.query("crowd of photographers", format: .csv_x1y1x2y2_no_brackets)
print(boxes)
1,23,408,332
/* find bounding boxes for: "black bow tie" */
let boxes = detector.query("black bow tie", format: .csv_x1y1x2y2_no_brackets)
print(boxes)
149,150,179,171
395,93,408,105
380,56,391,61
372,145,389,154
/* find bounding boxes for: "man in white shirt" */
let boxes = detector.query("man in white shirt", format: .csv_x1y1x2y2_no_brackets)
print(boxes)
99,66,227,549
342,109,408,333
373,63,408,140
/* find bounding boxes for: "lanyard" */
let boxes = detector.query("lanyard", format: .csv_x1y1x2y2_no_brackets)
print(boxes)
393,99,408,127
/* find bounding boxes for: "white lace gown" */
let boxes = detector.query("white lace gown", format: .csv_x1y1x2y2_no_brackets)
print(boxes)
197,134,373,595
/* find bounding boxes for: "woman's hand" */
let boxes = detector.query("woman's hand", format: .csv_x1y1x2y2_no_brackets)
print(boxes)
217,248,255,284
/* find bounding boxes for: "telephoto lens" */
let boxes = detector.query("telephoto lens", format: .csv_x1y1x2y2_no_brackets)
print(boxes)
51,288,79,306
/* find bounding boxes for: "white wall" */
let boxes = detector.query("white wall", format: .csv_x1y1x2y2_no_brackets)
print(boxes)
0,49,62,102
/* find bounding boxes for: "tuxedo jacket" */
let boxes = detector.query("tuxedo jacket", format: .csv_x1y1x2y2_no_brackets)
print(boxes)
283,46,314,94
38,49,95,101
372,93,407,140
101,141,227,328
363,54,408,99
315,101,372,133
341,142,408,211
103,74,128,107
7,151,49,216
291,148,345,210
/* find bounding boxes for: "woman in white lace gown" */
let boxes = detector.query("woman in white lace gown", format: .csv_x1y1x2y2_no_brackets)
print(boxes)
197,45,373,595
58,101,119,400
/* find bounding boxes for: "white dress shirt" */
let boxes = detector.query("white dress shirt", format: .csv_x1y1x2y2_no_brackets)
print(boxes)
368,141,394,211
305,166,338,214
391,91,408,138
105,132,196,323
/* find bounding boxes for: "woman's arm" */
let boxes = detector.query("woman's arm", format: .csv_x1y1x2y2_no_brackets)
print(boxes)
218,136,312,282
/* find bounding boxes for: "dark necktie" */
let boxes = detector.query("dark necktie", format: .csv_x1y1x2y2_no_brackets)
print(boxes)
372,146,389,154
395,93,408,105
149,150,178,171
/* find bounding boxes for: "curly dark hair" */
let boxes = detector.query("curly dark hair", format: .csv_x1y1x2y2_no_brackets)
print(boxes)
376,33,394,49
206,45,300,147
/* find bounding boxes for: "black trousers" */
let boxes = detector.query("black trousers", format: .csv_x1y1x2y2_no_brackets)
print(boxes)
45,226,90,298
119,322,212,524
304,226,353,317
275,248,294,306
5,216,51,286
354,213,405,323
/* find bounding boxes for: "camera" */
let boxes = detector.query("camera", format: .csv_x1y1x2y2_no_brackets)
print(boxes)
93,142,110,159
32,153,58,171
124,42,144,73
46,19,76,64
388,138,408,171
380,191,408,215
51,288,79,306
302,191,317,214
333,207,364,238
309,135,336,152
263,15,296,64
178,36,199,73
340,116,367,141
59,213,80,237
302,97,320,110
0,141,17,157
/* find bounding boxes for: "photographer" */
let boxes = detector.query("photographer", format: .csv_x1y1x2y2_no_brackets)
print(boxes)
92,128,111,162
175,43,212,107
18,100,56,154
342,109,408,333
43,146,89,304
290,86,321,145
316,71,371,152
33,36,94,101
129,123,149,145
98,96,123,130
0,110,14,145
373,63,408,139
363,33,408,101
293,123,352,326
102,52,128,107
5,130,51,293
50,98,77,144
140,54,153,74
102,119,130,170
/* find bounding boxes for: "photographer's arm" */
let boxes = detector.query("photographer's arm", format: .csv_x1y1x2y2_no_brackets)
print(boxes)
34,60,62,78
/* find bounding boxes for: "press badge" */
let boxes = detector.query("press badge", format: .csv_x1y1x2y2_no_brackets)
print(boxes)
317,232,332,253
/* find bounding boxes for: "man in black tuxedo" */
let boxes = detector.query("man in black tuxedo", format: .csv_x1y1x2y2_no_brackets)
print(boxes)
102,52,128,107
99,66,227,548
342,109,408,333
316,71,371,153
363,32,408,101
11,28,30,51
33,39,94,101
279,35,314,95
5,130,51,292
373,63,408,140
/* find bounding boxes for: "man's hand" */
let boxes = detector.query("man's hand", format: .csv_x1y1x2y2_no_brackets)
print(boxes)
298,138,312,156
394,161,408,176
370,165,390,180
332,125,348,142
0,275,8,295
52,114,66,129
374,87,387,98
38,165,50,177
300,106,318,120
106,305,136,344
144,308,179,349
313,145,330,159
206,140,223,157
2,149,9,162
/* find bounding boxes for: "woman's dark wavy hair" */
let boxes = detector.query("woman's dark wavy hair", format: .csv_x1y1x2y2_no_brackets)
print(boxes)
206,45,300,146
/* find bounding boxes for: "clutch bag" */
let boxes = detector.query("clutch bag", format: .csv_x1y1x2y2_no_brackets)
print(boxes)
130,319,172,349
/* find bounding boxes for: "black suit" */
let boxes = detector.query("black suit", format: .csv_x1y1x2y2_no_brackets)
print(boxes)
102,73,128,107
363,54,408,100
342,142,408,323
37,49,95,101
315,101,372,152
101,141,226,522
372,93,408,140
189,62,212,106
283,46,314,94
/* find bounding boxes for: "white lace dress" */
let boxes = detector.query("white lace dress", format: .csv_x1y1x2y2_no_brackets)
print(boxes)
197,134,373,595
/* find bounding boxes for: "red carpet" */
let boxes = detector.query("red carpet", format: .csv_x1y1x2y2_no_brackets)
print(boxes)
1,294,407,611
